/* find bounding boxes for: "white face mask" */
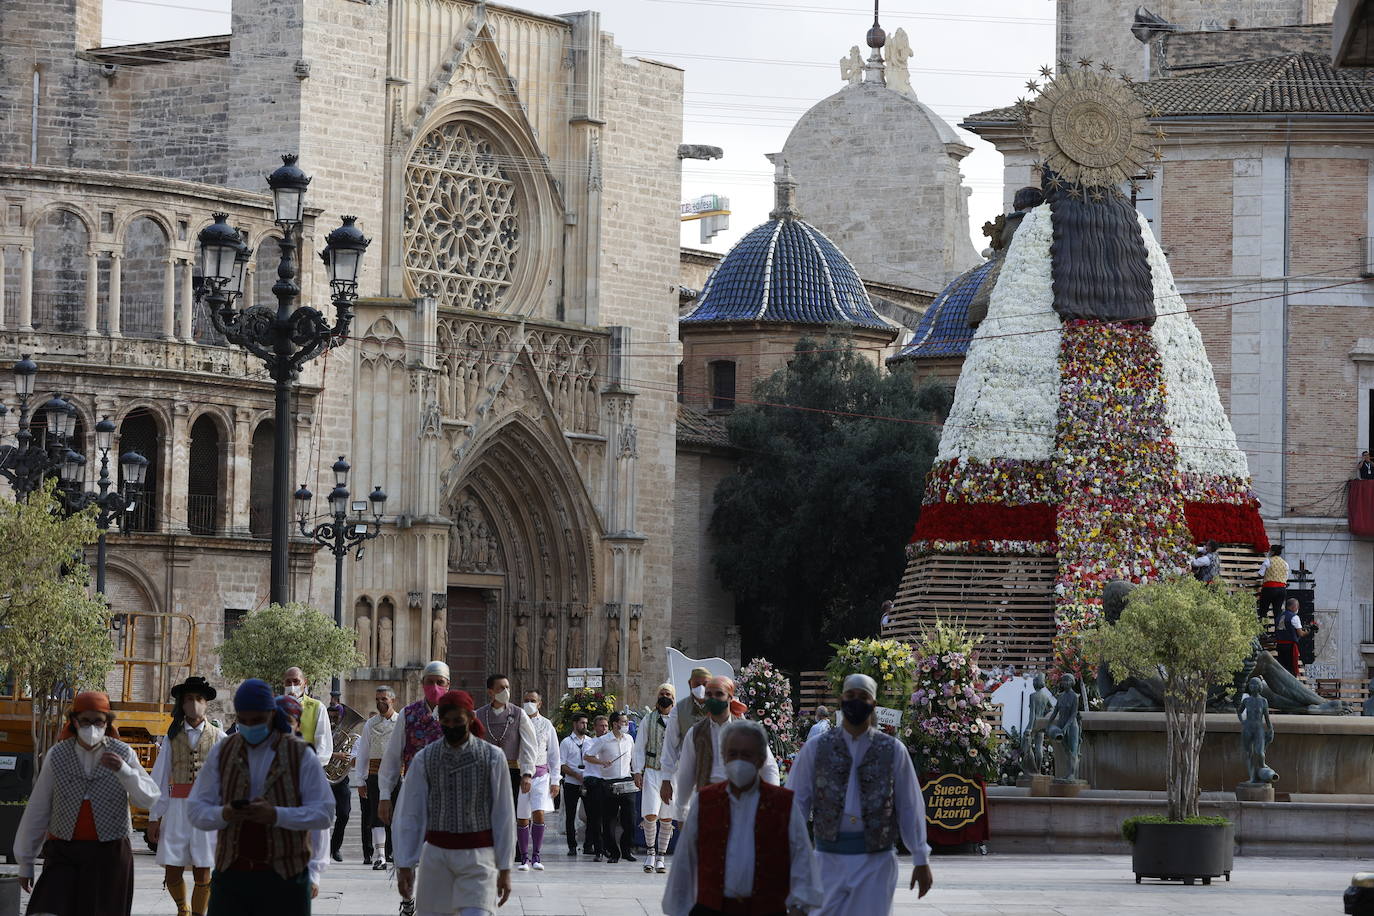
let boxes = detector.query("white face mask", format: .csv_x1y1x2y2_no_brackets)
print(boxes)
284,684,304,698
691,685,706,700
724,759,757,789
495,688,511,705
522,701,538,716
78,723,107,747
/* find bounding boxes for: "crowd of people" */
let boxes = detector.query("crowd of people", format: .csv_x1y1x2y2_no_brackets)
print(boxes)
14,660,934,916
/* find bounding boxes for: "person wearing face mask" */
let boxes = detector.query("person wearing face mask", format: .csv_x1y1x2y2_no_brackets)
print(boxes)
632,682,678,874
378,660,450,828
148,676,225,916
282,667,333,768
274,695,332,902
187,679,334,916
514,690,560,871
788,674,933,915
659,667,712,794
581,715,611,859
474,674,539,833
661,720,820,916
392,689,515,916
667,676,780,817
585,710,638,864
353,685,401,868
16,691,161,916
558,713,593,856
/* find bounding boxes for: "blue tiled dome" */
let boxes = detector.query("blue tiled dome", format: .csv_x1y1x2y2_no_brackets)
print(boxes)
889,258,996,361
681,218,888,329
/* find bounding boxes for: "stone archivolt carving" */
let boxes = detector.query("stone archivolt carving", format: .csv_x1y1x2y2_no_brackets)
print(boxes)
448,493,500,572
405,121,521,313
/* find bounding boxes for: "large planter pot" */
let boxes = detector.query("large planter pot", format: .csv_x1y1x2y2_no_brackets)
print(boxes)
0,805,23,865
1131,821,1233,885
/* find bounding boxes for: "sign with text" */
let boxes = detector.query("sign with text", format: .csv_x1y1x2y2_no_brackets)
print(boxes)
920,773,988,843
874,705,902,728
0,756,14,771
567,667,604,689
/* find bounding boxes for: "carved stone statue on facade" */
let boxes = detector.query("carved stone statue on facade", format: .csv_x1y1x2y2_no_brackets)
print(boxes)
1046,674,1082,782
377,617,393,668
885,27,914,95
567,611,584,668
1238,676,1278,785
628,611,642,673
541,614,559,674
514,614,531,671
601,611,620,670
432,608,448,662
1021,673,1055,775
355,614,372,665
841,46,863,85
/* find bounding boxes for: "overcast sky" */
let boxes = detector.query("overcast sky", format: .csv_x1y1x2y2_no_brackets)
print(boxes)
103,0,1054,257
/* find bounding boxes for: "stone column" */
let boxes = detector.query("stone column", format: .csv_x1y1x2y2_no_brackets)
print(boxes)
180,260,194,343
108,253,122,337
18,245,33,332
167,402,191,533
230,407,254,535
0,245,8,330
161,258,176,340
85,250,100,335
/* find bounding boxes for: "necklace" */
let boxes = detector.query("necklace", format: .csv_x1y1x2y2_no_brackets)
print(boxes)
483,706,513,743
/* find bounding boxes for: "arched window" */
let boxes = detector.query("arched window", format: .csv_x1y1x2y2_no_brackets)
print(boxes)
119,409,160,532
404,120,522,312
249,420,274,539
709,360,737,412
187,415,221,535
32,209,88,333
122,217,168,339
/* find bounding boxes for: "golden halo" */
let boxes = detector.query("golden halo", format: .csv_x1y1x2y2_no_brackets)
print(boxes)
1023,65,1157,189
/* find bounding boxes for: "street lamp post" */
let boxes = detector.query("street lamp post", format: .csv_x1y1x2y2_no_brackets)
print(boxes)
0,355,83,501
60,415,149,596
294,455,387,694
196,154,370,606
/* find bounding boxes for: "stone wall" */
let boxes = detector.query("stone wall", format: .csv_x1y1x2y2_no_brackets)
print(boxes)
671,447,735,659
1290,158,1369,276
1285,306,1367,517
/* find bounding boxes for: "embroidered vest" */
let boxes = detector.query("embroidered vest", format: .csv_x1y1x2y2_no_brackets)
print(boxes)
691,715,737,789
46,738,137,842
642,710,668,770
170,723,225,785
810,728,898,853
368,714,397,760
299,696,325,752
1265,556,1291,585
695,782,792,914
214,733,311,880
424,739,498,834
671,696,706,752
402,700,444,772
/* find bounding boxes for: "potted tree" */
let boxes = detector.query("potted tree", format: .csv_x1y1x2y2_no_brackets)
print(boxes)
1086,574,1261,886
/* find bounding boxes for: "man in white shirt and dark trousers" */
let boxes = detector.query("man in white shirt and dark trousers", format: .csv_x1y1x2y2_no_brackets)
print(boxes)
352,685,400,868
581,716,610,858
559,713,592,856
586,710,637,863
788,674,933,915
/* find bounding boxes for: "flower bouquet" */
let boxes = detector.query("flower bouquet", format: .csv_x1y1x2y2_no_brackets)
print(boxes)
553,687,617,736
906,621,1001,780
736,657,798,761
825,637,916,713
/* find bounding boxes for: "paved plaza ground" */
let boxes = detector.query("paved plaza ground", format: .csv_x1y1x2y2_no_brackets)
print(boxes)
10,824,1353,916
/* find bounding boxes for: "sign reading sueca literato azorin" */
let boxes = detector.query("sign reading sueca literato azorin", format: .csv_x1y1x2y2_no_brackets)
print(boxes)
919,773,989,844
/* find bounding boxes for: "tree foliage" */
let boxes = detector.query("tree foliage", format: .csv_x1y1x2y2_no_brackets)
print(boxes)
1085,575,1261,821
0,480,112,765
216,601,364,692
710,336,949,671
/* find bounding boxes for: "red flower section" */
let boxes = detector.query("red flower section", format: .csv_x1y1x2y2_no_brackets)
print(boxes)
911,502,1057,544
1184,501,1270,552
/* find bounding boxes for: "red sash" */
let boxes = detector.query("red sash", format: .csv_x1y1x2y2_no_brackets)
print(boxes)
169,783,194,799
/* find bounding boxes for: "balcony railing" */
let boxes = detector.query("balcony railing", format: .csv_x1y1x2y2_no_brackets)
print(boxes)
187,493,220,536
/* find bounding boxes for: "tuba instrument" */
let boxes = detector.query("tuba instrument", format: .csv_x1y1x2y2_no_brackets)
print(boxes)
325,703,367,784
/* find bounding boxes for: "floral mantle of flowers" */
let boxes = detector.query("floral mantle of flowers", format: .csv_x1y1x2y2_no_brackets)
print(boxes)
905,621,1002,780
553,687,617,736
825,638,916,712
736,657,799,762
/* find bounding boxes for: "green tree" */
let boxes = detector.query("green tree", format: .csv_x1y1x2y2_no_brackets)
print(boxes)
1085,575,1262,821
216,601,364,693
0,480,112,766
710,336,949,671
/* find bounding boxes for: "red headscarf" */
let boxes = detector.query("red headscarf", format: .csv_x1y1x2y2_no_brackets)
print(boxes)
58,691,121,741
436,689,485,739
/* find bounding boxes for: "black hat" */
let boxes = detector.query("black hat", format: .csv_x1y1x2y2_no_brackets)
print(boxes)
170,676,217,702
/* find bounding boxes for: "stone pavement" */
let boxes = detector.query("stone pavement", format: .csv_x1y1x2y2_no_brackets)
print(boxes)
10,827,1357,915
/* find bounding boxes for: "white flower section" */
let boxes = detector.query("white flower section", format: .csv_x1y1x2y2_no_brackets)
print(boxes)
1140,213,1251,479
937,203,1060,462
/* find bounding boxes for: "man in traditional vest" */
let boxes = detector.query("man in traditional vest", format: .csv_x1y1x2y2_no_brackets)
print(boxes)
515,688,560,871
666,675,779,815
187,678,334,916
788,674,933,915
633,681,678,874
16,691,160,916
660,667,711,787
353,684,400,868
392,689,515,915
473,673,538,824
1256,544,1291,625
661,720,819,916
149,676,225,916
283,666,333,766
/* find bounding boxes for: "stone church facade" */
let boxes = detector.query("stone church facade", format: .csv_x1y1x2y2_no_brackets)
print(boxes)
0,0,682,711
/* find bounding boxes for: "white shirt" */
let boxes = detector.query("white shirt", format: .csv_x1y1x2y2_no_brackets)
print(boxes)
529,714,560,775
672,717,779,810
587,731,635,780
149,721,207,821
16,738,161,878
632,709,670,774
559,733,590,785
582,733,608,778
659,701,707,779
391,739,515,870
351,710,400,787
805,720,832,744
788,725,930,865
187,734,335,833
661,780,820,916
378,702,436,801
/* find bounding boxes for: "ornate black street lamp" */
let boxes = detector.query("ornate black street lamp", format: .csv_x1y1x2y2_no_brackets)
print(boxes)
0,355,85,501
294,455,386,693
60,415,148,597
196,154,370,605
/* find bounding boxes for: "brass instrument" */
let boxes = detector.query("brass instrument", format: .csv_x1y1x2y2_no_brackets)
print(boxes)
325,703,367,785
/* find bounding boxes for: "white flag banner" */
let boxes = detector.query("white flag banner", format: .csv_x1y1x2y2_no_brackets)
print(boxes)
666,647,734,701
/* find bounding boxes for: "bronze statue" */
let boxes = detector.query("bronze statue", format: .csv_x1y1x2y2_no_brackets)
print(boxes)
1238,676,1278,786
1046,674,1082,782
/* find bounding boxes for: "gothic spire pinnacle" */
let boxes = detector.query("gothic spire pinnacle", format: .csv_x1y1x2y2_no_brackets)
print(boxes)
765,153,800,221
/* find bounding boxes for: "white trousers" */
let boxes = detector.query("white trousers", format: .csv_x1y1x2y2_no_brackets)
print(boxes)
516,772,553,818
639,769,675,820
416,842,499,916
814,848,898,916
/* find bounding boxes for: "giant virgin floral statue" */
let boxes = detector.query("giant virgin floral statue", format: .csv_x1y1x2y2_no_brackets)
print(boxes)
898,64,1267,670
